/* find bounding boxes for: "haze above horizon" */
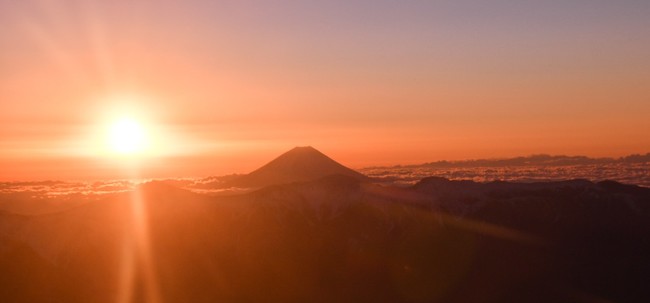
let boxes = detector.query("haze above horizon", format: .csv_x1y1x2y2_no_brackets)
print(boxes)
1,0,649,180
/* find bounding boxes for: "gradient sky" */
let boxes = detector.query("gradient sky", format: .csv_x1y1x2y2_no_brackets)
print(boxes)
1,0,649,180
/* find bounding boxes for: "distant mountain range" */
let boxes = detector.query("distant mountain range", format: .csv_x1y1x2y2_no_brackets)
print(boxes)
368,152,650,169
1,147,650,302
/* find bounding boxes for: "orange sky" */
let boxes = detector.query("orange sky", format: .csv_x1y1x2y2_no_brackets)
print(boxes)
1,0,649,180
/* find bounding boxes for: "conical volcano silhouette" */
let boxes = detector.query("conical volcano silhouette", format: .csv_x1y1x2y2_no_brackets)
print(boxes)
230,146,367,188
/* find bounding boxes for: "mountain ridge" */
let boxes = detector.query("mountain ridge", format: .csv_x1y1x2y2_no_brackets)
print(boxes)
2,174,650,302
365,152,650,169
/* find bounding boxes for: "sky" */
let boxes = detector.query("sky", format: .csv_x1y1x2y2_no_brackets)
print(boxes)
1,0,649,180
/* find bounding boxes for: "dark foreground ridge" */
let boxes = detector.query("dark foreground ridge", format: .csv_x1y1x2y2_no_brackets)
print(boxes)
1,173,649,303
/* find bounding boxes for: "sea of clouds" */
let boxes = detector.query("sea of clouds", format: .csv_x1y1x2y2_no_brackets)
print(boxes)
1,156,648,203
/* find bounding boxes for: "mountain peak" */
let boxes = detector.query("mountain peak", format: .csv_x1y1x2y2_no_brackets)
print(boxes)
289,145,317,152
228,146,367,188
273,146,331,161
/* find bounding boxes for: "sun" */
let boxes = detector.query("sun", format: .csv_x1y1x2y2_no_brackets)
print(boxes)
108,118,147,154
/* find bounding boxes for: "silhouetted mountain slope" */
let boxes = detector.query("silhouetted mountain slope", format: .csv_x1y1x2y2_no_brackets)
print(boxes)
0,192,89,215
0,235,75,303
0,177,649,302
227,146,368,188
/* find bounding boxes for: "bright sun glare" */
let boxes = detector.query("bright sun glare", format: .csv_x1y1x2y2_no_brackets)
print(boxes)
109,118,147,154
